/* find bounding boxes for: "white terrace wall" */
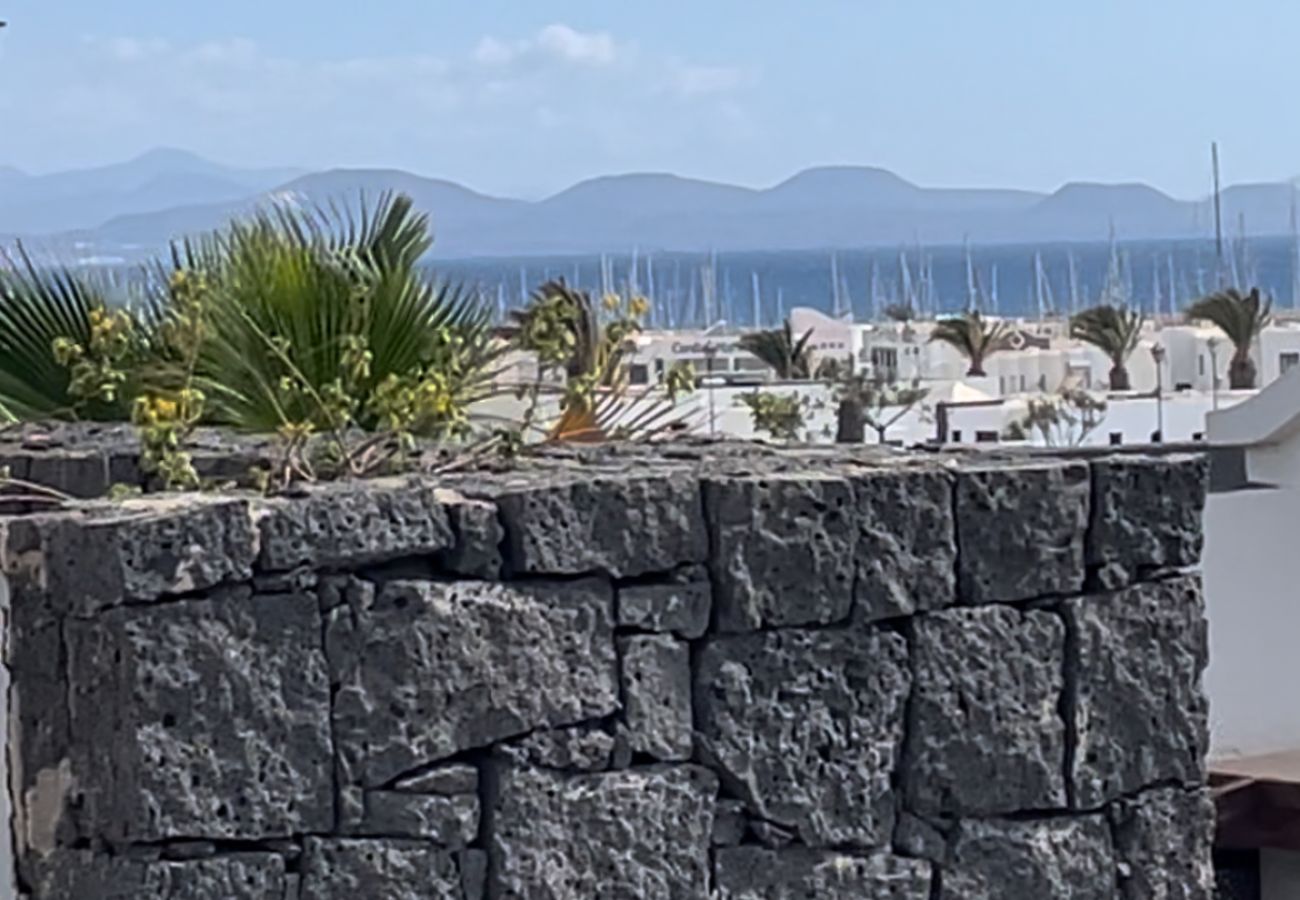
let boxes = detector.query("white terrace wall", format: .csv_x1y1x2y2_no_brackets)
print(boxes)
0,446,1213,899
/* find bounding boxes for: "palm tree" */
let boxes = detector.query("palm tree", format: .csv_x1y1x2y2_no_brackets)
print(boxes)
1069,304,1144,390
154,192,498,433
1185,287,1271,389
739,321,814,380
928,311,1007,377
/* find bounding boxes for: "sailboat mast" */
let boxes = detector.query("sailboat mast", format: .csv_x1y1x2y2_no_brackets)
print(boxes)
751,271,761,328
869,259,881,321
964,239,977,311
1067,250,1080,316
1166,253,1178,320
645,253,656,326
830,252,841,317
1034,252,1046,324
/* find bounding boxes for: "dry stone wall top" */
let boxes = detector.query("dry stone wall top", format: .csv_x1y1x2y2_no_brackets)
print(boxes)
0,442,1214,899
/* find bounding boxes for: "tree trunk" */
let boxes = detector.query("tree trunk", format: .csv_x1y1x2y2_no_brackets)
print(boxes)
835,396,865,443
1229,352,1257,390
1108,364,1131,391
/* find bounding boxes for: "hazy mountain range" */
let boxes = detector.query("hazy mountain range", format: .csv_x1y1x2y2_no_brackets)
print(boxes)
4,149,1300,261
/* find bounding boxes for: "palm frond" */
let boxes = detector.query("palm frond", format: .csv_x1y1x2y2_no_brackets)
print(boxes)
738,322,814,380
1186,286,1272,389
0,244,139,420
1185,287,1271,350
154,193,496,433
929,311,1007,377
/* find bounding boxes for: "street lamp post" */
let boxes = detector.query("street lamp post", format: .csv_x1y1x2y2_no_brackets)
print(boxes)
1150,344,1166,443
704,343,718,437
1207,337,1220,410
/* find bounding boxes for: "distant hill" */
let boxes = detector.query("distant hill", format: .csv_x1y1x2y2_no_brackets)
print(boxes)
0,149,304,236
6,150,1300,260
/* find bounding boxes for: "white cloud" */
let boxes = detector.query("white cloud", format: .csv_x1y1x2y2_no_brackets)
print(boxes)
534,24,617,66
473,23,620,69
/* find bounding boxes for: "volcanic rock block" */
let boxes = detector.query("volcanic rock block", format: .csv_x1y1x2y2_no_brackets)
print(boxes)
617,580,712,639
256,478,454,571
714,847,931,900
619,633,692,761
1111,787,1215,900
493,469,707,578
434,490,504,579
954,460,1090,604
852,465,956,621
9,618,75,868
24,449,110,499
695,625,909,847
489,763,716,899
1066,576,1209,808
299,839,471,900
502,726,616,772
1,496,256,616
704,472,856,632
28,851,287,899
905,605,1067,816
939,817,1116,900
327,578,618,787
64,591,333,844
352,791,479,847
1087,454,1209,589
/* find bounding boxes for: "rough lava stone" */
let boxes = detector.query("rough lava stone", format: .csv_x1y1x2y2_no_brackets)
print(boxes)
327,577,618,787
1066,575,1209,808
64,590,333,844
905,604,1067,816
695,625,909,847
489,763,716,899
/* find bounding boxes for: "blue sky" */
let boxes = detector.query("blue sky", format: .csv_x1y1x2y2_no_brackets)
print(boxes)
0,0,1295,198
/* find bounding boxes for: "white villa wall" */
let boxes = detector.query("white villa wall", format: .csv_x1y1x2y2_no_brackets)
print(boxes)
1204,487,1300,760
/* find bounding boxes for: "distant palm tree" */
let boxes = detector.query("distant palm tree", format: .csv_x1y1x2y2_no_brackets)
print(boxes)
884,303,916,323
739,321,814,380
1070,304,1144,391
510,279,609,380
929,311,1007,377
1185,287,1271,389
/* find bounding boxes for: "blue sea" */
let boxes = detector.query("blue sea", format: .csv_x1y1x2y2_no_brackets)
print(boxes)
434,236,1300,327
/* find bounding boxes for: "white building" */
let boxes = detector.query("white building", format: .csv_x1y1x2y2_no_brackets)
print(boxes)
788,306,1168,396
624,329,770,386
1200,367,1300,897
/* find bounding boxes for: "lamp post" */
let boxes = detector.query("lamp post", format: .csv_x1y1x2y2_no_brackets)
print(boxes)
1206,337,1220,410
1150,344,1166,443
704,342,718,437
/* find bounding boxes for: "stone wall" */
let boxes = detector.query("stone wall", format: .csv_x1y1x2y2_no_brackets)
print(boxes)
0,444,1214,898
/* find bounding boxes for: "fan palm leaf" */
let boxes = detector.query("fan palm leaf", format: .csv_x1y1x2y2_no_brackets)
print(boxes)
0,245,142,421
1070,305,1144,390
929,311,1007,377
153,193,499,432
738,322,814,380
1185,287,1271,389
